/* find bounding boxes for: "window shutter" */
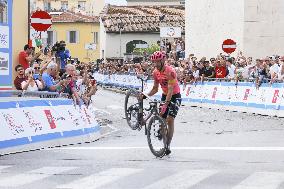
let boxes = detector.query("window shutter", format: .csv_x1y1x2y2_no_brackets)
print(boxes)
66,31,70,43
76,31,80,43
53,31,57,45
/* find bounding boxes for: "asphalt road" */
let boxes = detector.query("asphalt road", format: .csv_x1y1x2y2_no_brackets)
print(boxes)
1,88,284,189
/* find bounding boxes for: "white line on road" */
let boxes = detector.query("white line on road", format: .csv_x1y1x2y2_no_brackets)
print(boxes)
232,172,284,189
107,105,124,110
0,166,11,172
56,168,142,189
0,166,77,187
142,170,217,189
54,146,284,151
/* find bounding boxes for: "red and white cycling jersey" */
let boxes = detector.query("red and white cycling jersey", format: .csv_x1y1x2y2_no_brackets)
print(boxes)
153,65,180,95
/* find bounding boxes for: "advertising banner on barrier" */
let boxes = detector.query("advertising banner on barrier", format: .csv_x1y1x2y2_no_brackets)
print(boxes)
0,99,100,148
93,72,284,116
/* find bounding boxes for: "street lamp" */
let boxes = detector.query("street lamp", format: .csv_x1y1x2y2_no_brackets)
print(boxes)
118,22,124,58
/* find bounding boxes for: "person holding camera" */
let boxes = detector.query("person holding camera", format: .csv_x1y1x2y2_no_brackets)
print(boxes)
21,67,43,92
19,44,42,70
52,41,70,70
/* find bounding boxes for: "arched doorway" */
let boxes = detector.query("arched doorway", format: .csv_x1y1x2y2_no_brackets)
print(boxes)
126,40,148,54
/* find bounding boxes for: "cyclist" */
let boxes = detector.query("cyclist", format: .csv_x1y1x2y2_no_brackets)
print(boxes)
146,51,182,155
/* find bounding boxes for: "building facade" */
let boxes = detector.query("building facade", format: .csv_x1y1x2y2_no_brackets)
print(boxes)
186,0,284,59
49,12,100,62
31,0,105,16
100,5,184,60
127,0,184,6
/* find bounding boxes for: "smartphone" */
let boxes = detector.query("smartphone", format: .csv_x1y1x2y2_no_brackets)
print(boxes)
33,74,40,80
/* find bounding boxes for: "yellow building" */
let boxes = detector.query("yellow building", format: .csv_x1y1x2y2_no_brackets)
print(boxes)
0,0,28,89
49,12,100,62
32,0,105,16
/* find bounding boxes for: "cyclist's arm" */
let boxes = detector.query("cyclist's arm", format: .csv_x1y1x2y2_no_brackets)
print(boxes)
165,82,174,105
165,71,177,104
147,80,159,96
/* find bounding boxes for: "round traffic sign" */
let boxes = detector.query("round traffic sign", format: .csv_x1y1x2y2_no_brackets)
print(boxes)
222,39,237,54
30,11,52,32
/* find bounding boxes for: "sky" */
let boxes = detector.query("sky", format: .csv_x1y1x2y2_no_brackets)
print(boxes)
105,0,127,5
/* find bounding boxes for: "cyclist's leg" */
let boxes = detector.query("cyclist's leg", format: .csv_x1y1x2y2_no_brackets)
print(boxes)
166,115,174,147
166,93,182,152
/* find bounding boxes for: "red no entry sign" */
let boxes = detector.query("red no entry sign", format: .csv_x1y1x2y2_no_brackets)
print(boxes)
222,39,236,54
30,11,52,32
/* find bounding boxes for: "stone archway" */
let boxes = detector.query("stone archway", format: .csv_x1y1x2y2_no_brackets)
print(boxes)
126,40,148,53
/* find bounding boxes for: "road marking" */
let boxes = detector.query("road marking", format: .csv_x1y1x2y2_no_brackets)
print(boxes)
142,170,217,189
232,172,284,189
107,105,124,110
57,168,142,189
0,166,77,187
54,146,284,151
0,166,11,172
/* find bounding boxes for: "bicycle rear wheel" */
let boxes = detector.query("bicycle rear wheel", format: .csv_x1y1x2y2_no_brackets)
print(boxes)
147,115,168,158
124,90,141,130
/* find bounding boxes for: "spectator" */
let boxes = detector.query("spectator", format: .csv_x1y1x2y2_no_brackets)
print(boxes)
269,58,280,82
215,60,227,79
14,65,26,90
32,63,41,80
21,67,43,91
81,74,98,106
41,62,63,92
201,61,215,79
277,61,284,82
226,58,236,80
18,44,42,69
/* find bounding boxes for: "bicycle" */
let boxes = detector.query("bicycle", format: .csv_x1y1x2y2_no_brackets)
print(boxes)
124,75,171,158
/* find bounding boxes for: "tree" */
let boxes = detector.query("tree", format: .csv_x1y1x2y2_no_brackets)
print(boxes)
133,43,160,56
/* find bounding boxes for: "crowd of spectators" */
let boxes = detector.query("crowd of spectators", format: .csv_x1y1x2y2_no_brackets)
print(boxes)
15,39,284,102
15,43,97,106
96,50,284,88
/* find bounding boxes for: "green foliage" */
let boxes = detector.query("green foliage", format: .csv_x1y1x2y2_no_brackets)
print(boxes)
133,43,160,55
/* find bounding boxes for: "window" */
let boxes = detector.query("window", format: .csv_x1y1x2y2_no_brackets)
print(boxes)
47,31,56,46
93,32,98,44
78,1,86,11
68,31,79,44
61,1,68,11
0,0,8,24
44,1,51,11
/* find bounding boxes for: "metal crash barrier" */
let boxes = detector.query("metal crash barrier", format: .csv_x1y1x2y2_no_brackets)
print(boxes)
0,90,69,98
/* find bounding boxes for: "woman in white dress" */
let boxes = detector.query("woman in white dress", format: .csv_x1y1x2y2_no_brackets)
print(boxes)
21,67,43,92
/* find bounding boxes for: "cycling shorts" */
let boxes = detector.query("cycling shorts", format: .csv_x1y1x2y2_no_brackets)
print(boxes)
161,93,182,119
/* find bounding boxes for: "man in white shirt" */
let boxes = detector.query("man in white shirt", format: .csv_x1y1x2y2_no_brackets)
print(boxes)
269,59,280,80
226,58,236,80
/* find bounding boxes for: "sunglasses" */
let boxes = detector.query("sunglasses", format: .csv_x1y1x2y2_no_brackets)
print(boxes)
34,67,40,70
29,71,34,74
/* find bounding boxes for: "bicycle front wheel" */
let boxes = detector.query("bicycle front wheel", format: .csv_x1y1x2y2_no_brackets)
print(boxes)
147,115,168,158
124,90,141,130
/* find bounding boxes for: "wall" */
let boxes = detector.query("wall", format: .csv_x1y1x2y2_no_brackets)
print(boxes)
243,0,284,58
12,0,28,87
185,0,284,59
104,32,160,58
185,0,245,59
51,22,100,62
